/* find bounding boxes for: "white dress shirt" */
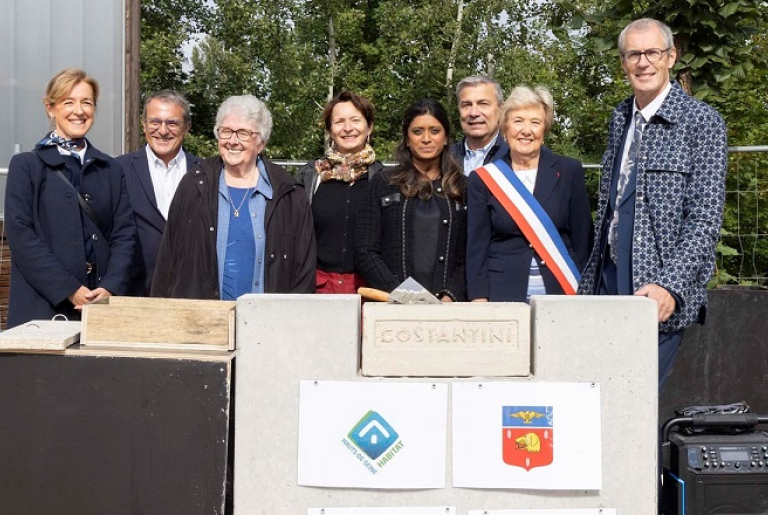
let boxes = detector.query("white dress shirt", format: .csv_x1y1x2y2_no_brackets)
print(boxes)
618,81,671,177
145,145,187,219
463,132,499,175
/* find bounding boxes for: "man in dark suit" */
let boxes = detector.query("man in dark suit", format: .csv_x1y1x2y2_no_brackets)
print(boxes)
117,90,200,295
450,75,509,175
579,19,727,389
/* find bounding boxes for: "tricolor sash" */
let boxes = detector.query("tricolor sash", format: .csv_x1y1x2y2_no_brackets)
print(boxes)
475,160,580,295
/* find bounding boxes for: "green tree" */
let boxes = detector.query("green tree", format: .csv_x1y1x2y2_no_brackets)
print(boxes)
139,0,213,95
577,0,768,101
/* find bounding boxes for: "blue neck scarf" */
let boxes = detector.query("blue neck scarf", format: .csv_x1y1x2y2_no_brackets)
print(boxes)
37,131,85,152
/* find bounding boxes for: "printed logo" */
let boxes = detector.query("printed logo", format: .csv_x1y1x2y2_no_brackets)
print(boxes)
341,410,405,474
502,405,553,471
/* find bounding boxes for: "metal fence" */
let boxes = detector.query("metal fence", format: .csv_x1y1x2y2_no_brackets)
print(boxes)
719,146,768,286
2,145,767,286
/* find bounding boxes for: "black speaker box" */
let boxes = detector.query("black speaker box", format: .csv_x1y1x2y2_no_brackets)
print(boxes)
662,431,768,515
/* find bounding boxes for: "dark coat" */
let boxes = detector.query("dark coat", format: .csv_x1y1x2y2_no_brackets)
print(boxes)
466,148,593,302
115,145,200,296
579,82,727,332
150,155,316,299
4,143,136,328
355,170,467,301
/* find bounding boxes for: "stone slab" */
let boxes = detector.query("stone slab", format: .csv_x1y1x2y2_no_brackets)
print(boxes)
531,295,659,507
361,302,530,377
0,320,81,350
234,294,361,515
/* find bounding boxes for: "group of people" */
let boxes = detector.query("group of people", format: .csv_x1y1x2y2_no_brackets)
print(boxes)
5,18,726,388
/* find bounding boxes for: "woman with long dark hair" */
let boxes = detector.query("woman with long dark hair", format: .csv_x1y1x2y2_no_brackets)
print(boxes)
355,98,467,301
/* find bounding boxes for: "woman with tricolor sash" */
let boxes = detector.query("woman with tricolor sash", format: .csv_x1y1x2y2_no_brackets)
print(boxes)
466,86,592,303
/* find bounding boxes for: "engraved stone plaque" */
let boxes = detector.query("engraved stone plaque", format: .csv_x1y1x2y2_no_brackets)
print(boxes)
361,303,530,377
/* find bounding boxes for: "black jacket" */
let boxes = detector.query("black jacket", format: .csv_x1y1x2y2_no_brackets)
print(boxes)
355,170,467,301
151,155,316,298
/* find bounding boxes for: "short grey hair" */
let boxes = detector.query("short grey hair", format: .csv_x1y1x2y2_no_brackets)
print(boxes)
142,89,192,125
618,18,674,54
214,95,273,145
499,85,555,134
455,75,504,105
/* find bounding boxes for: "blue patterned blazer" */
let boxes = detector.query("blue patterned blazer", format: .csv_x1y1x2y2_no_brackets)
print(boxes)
579,82,727,332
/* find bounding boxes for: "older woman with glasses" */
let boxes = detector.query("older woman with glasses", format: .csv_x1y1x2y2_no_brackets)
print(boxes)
151,94,316,299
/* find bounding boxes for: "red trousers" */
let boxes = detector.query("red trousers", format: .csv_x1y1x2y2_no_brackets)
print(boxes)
315,269,367,294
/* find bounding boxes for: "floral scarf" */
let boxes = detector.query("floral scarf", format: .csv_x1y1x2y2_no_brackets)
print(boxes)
315,144,376,184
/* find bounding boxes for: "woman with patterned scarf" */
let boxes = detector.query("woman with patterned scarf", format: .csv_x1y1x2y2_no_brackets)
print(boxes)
297,91,383,294
4,68,135,327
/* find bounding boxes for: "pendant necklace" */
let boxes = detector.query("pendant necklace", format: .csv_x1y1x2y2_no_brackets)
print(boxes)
227,172,256,217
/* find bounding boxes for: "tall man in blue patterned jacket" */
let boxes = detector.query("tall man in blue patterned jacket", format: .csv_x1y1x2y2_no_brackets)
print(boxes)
579,18,727,389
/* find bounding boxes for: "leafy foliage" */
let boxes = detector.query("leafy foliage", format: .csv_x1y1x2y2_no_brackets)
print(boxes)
578,0,768,101
139,0,768,284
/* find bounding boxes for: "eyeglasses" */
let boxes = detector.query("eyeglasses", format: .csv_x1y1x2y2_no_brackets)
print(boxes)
217,127,260,142
621,47,671,64
146,118,185,132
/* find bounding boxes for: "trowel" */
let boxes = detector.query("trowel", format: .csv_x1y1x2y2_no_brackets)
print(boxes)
358,276,441,304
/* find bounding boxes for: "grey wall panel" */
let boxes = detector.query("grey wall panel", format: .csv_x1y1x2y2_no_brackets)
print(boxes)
234,295,659,514
0,0,124,175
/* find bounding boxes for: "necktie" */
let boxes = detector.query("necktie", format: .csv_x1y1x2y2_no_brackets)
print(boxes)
608,111,647,262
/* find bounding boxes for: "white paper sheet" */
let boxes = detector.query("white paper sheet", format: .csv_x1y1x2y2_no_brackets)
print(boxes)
453,382,602,489
298,380,448,488
468,510,615,515
308,508,455,515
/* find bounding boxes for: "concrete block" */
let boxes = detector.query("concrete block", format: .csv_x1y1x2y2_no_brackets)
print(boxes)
234,294,361,515
232,294,660,514
531,295,658,507
361,302,530,377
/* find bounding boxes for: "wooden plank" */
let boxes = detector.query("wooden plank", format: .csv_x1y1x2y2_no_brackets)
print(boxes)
1,344,235,361
82,296,235,350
